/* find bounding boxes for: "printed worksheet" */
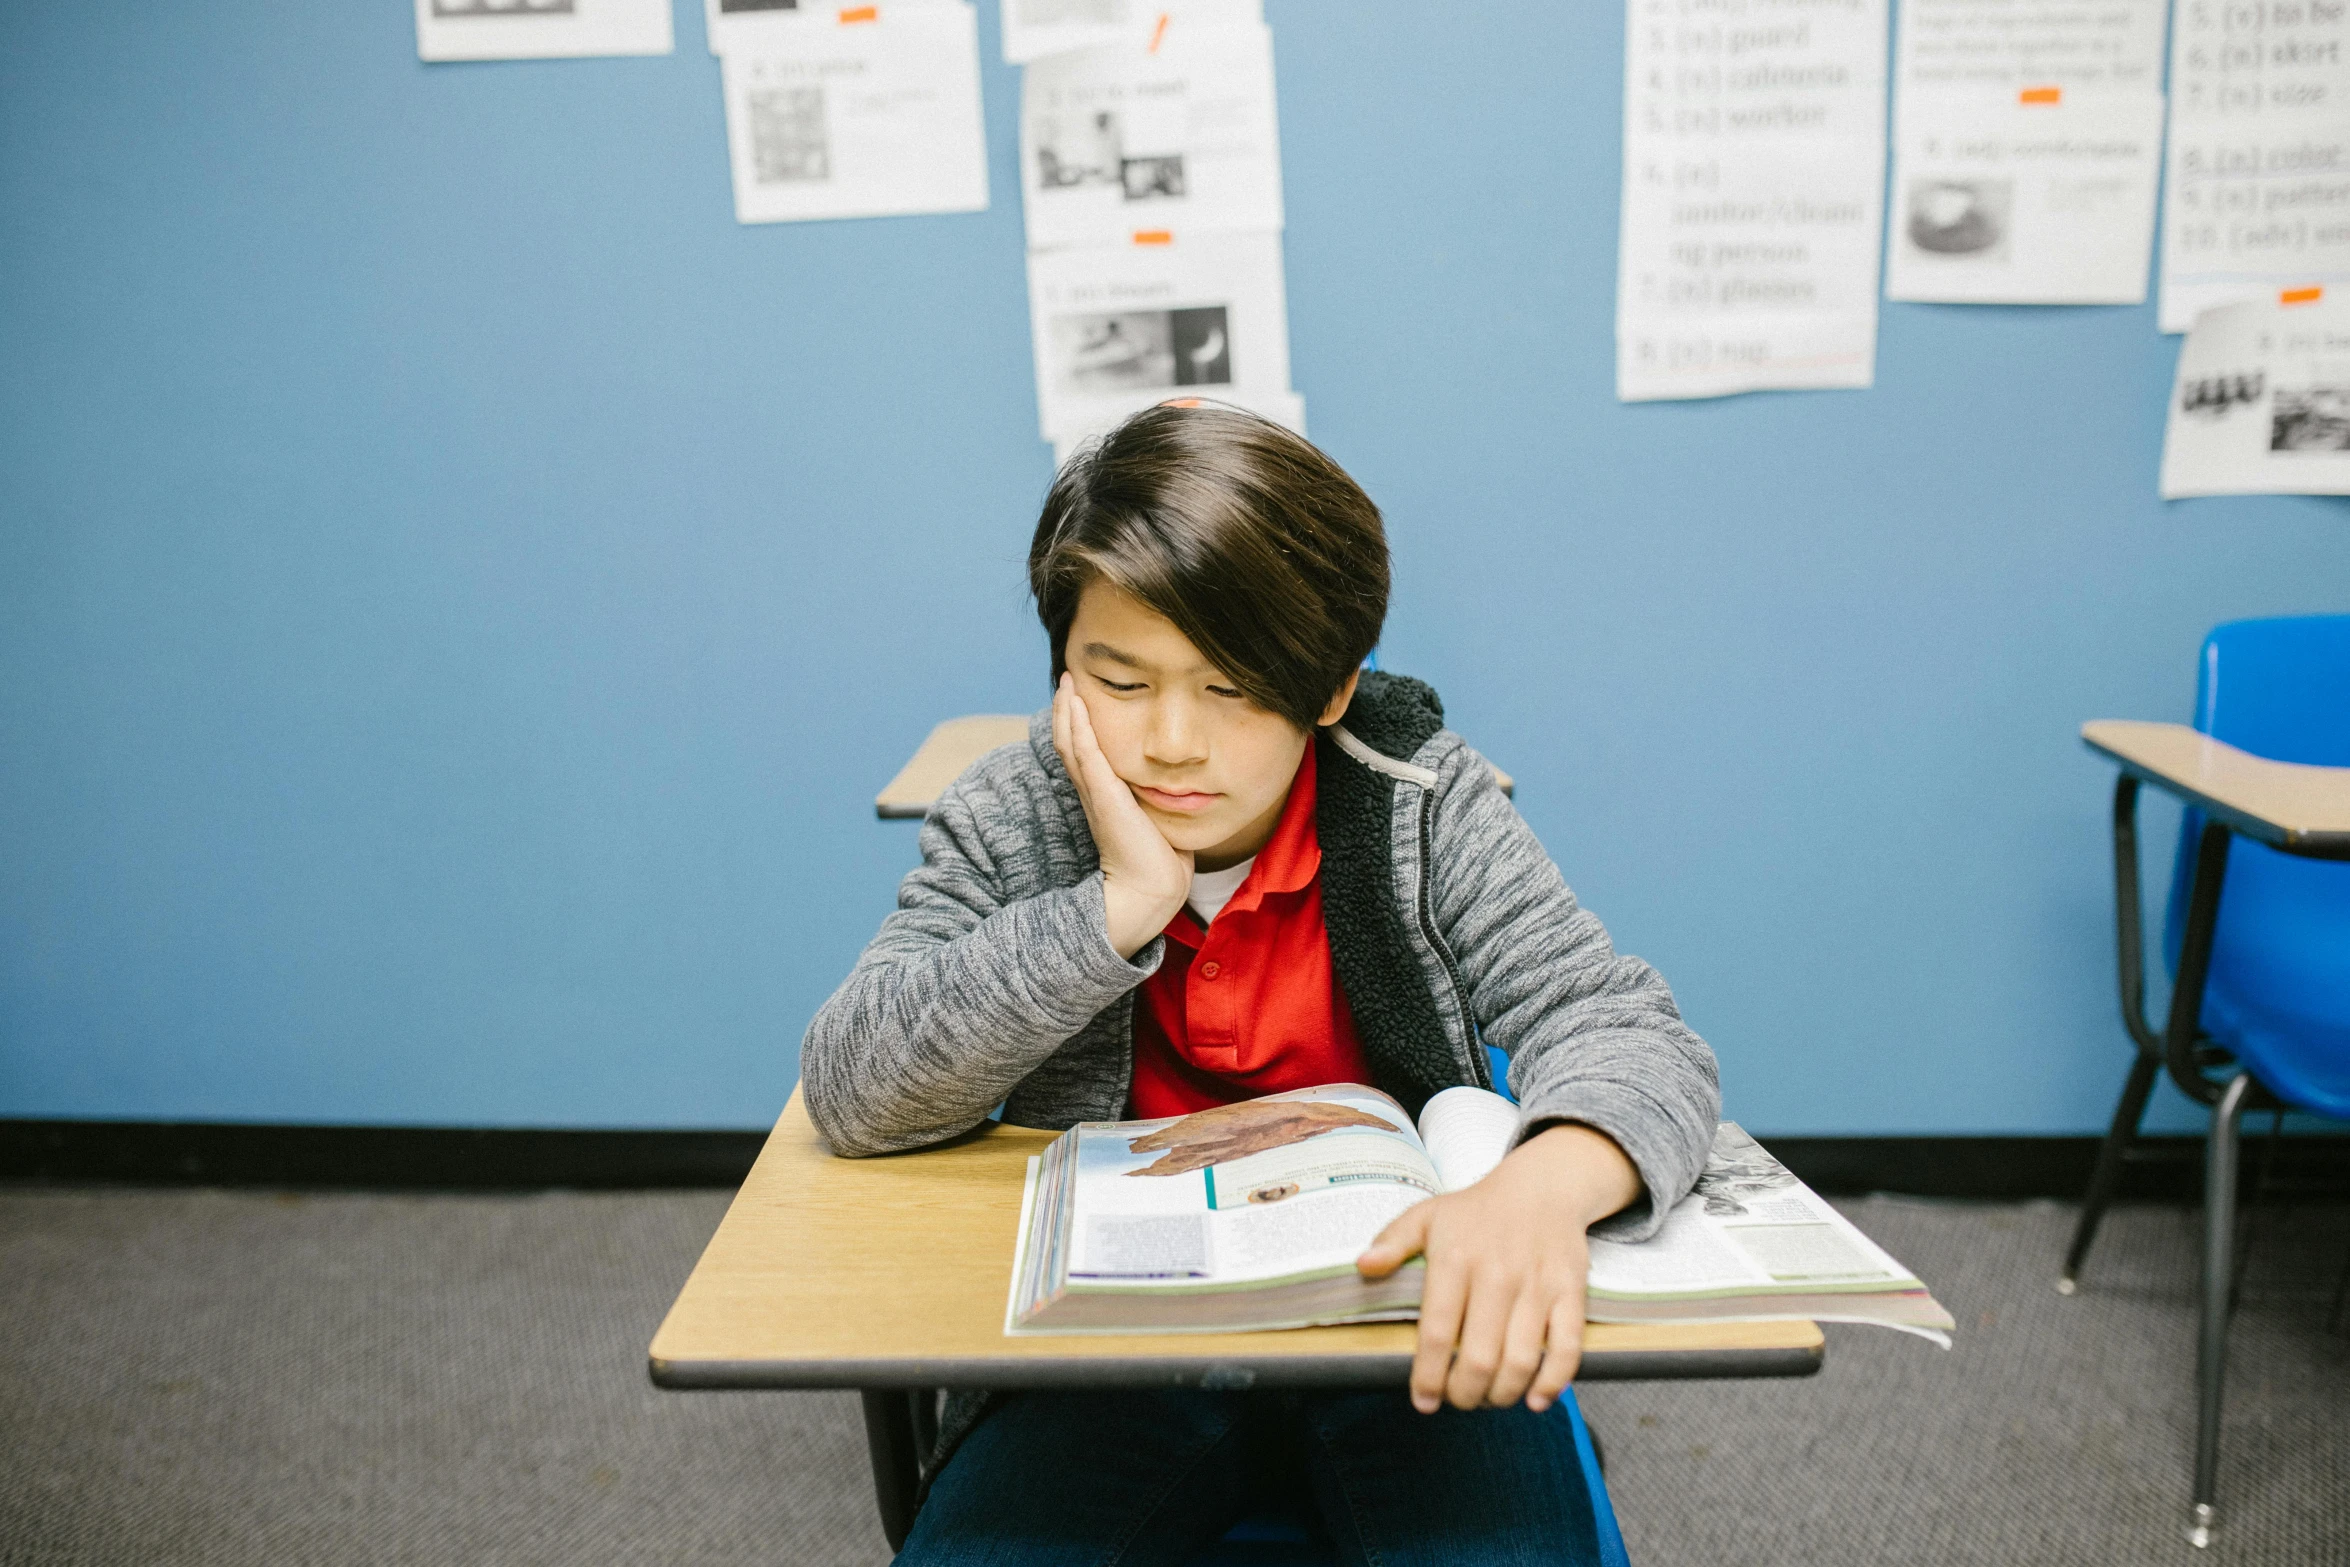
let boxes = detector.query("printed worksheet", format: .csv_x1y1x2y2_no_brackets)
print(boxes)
703,0,960,56
1021,21,1283,250
1886,0,2168,303
2161,0,2350,332
718,4,988,224
1026,230,1291,439
1000,0,1261,65
2162,289,2350,495
1616,0,1890,401
1887,93,2166,302
415,0,673,61
1899,0,2168,91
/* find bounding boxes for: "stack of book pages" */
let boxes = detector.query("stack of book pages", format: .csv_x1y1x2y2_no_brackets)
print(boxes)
1006,1083,1955,1345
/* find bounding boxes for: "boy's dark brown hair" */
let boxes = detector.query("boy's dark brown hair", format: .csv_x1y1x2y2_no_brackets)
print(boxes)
1028,404,1390,731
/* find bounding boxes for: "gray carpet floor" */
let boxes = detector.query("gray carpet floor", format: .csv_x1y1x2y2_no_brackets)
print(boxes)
1,1186,2343,1566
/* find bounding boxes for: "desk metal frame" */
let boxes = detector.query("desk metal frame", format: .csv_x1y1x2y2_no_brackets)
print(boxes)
2066,721,2350,1546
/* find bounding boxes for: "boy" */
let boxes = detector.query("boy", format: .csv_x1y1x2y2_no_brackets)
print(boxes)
804,405,1719,1564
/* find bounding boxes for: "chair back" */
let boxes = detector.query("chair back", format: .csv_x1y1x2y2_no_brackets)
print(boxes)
2192,615,2350,765
2163,615,2350,1118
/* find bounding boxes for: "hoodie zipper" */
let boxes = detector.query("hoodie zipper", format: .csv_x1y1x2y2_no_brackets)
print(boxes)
1414,784,1491,1092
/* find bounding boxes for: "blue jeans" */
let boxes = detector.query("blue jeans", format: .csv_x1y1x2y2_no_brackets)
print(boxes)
897,1388,1611,1566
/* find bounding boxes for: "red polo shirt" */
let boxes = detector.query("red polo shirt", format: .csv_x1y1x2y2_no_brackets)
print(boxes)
1127,741,1372,1118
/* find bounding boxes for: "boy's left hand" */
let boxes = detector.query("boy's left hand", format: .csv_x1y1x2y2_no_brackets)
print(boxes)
1355,1123,1641,1415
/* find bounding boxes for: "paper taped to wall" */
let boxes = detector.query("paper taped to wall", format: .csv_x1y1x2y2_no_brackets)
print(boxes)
1021,21,1284,251
1000,0,1262,65
2162,290,2350,496
1026,230,1292,440
1885,0,2167,305
1897,0,2168,94
1886,91,2166,304
415,0,673,61
704,0,960,56
1615,0,1890,400
2160,0,2350,332
718,4,988,224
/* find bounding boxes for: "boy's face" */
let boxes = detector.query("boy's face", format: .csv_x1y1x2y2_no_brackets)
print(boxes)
1063,582,1353,871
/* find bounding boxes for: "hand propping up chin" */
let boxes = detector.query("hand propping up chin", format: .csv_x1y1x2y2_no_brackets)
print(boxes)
1052,673,1192,958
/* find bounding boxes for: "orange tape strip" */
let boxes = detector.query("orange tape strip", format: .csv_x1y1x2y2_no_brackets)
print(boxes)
2281,286,2324,305
1132,229,1173,245
1149,13,1169,52
838,5,878,22
2019,85,2061,104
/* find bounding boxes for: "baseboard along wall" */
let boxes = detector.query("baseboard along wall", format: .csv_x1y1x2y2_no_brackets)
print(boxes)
3,1120,2346,1200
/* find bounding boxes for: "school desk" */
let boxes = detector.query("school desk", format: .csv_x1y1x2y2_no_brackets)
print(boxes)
649,1088,1824,1545
2081,720,2350,859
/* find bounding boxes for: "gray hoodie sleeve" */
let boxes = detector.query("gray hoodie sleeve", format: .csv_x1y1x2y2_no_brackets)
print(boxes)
1424,743,1721,1241
799,766,1162,1157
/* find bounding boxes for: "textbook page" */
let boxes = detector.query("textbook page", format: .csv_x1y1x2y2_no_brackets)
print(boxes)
1027,230,1292,439
704,0,959,56
1615,0,1889,401
1587,1124,1953,1341
1415,1086,1521,1194
1061,1086,1436,1289
1008,1096,1959,1338
2160,0,2350,332
1001,0,1261,65
415,0,673,61
2161,291,2350,495
718,5,988,224
1886,0,2168,304
1021,21,1283,251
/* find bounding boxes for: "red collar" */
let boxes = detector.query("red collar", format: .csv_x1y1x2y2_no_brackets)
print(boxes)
1166,740,1320,942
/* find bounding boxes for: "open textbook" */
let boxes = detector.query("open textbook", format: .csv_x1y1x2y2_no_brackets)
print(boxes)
1007,1083,1955,1343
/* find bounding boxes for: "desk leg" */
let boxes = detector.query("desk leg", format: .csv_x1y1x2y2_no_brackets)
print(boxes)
2186,1072,2251,1550
860,1390,924,1553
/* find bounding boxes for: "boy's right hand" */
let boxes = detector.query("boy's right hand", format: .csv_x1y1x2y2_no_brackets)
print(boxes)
1053,673,1193,959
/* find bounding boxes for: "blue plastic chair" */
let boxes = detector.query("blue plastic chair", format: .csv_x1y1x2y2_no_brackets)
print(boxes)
2160,619,2350,1119
2061,614,2350,1548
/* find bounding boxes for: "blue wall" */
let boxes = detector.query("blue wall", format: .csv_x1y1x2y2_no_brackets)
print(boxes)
2,0,2342,1134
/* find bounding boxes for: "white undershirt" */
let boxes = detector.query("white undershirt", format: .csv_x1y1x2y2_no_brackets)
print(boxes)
1185,857,1256,926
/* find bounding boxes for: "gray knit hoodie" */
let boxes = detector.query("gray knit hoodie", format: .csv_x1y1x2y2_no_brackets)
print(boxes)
802,672,1719,1242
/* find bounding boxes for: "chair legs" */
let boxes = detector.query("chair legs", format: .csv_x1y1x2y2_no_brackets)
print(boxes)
2186,1073,2253,1550
2061,1050,2163,1292
860,1389,927,1552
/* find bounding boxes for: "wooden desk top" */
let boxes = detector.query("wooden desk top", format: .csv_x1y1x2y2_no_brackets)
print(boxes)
2083,720,2350,861
649,1090,1823,1391
877,716,1032,820
877,715,1516,821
